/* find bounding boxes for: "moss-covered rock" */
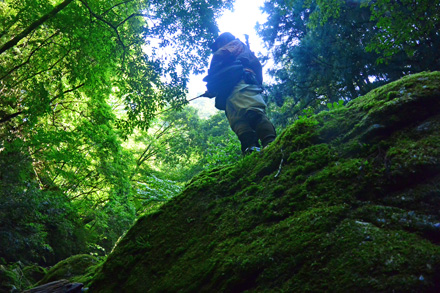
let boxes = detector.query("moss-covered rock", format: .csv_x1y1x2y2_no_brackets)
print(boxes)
0,264,19,293
90,72,440,292
22,265,47,287
0,262,47,292
36,254,99,287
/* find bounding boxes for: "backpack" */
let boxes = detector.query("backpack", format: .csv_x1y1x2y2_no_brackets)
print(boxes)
203,60,244,110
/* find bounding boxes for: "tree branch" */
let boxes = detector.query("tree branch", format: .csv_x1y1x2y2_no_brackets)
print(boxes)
50,83,85,103
79,0,126,50
0,111,22,124
116,13,150,28
12,49,71,88
103,0,134,15
0,31,60,81
0,83,84,125
0,0,74,55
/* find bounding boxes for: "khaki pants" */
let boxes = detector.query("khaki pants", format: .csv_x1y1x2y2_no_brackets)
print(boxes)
225,81,276,151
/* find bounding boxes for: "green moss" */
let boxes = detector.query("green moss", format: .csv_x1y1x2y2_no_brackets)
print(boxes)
90,72,440,292
278,117,321,152
0,264,20,292
0,263,47,291
310,219,440,292
22,265,47,286
37,254,100,286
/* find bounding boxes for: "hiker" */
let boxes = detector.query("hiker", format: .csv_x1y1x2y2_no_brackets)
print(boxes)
202,32,276,155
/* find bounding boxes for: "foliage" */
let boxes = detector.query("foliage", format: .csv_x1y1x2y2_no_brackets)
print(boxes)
132,175,183,215
363,0,440,63
0,151,88,265
299,0,440,63
0,0,233,265
258,0,440,128
186,111,242,176
0,261,47,292
126,107,241,196
0,0,232,132
326,99,344,110
126,105,241,181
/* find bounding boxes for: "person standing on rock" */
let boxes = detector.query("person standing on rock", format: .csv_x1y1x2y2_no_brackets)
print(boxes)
202,32,276,155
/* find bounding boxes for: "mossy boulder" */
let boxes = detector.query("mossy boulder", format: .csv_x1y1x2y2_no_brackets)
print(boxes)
22,265,47,286
0,263,47,292
90,72,440,292
0,264,19,293
36,254,99,286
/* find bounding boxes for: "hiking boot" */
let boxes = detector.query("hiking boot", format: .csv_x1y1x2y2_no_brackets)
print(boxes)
238,131,260,154
243,146,261,155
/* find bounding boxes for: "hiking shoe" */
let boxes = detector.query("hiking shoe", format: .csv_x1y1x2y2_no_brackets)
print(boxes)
244,146,261,155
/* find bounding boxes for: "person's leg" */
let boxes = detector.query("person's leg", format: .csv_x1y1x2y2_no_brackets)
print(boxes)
237,129,260,154
226,84,273,154
226,110,259,154
256,115,277,148
245,110,277,148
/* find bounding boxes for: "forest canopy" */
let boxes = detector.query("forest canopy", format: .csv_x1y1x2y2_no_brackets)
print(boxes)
1,0,439,271
258,0,440,127
0,0,235,264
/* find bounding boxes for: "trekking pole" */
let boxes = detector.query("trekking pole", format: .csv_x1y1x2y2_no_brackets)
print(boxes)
154,92,212,115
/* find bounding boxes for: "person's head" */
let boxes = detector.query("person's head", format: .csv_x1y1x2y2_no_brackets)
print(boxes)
209,32,236,53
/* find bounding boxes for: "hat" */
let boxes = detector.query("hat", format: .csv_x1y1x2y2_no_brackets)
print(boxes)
209,32,236,52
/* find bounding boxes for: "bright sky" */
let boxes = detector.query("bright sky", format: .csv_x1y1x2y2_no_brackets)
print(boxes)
188,0,268,114
217,0,267,55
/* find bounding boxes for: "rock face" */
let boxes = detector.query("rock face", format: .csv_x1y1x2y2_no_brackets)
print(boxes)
90,72,440,292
